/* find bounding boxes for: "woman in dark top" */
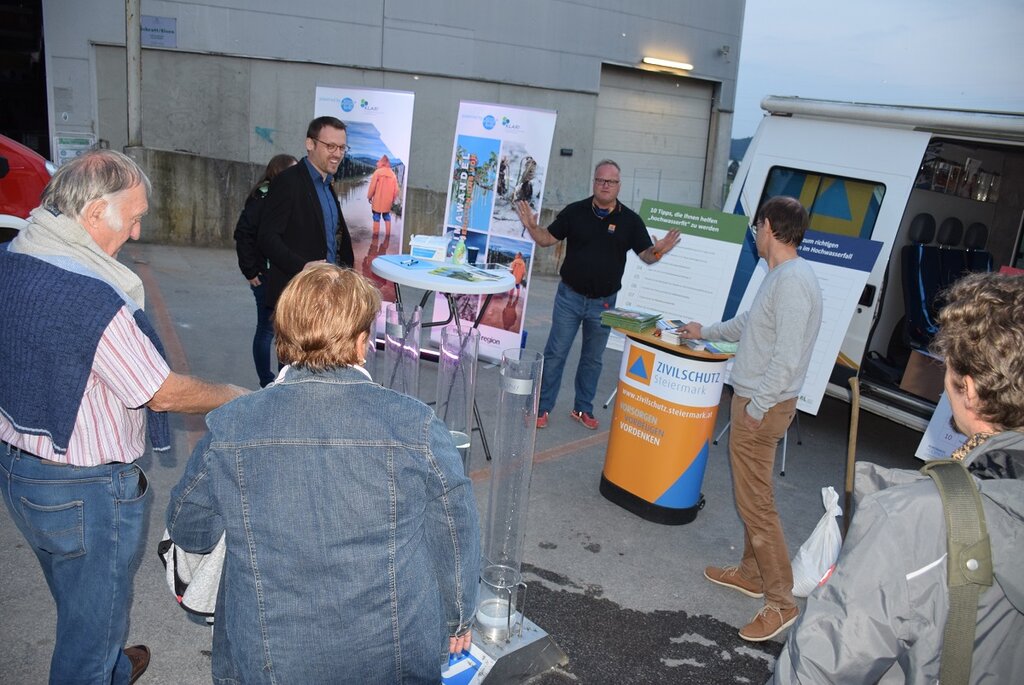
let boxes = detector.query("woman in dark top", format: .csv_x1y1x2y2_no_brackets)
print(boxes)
233,154,297,387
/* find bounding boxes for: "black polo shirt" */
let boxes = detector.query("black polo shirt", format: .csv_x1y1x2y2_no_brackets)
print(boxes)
548,197,652,298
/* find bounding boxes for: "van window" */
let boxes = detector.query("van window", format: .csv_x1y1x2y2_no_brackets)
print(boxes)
761,167,885,239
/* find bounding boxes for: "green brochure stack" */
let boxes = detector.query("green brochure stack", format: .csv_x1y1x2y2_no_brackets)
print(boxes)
600,308,661,333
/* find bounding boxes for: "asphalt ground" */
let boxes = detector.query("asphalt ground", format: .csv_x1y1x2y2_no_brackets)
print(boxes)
0,243,924,684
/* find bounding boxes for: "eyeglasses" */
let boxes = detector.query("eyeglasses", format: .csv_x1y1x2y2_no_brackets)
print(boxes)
748,219,763,238
594,178,620,187
312,138,349,154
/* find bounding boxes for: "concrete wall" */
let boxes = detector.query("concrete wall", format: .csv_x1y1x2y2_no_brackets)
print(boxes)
125,146,571,274
43,1,744,116
126,147,262,247
43,1,745,273
94,46,599,210
104,45,593,276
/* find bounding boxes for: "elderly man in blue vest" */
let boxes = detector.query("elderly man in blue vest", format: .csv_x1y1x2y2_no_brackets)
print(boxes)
0,149,248,684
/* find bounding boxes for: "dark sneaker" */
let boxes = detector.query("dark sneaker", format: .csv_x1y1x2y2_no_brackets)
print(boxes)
125,645,151,683
704,565,764,598
536,411,549,429
570,410,599,430
739,605,799,642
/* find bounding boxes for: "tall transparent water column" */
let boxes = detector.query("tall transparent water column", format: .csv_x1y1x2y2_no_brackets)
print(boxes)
477,348,543,642
383,303,421,398
435,325,479,473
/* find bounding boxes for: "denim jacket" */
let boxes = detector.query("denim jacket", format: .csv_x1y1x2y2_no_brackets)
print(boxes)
167,365,480,684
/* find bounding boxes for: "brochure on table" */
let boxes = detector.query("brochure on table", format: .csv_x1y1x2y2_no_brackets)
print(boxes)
373,254,509,286
915,392,964,460
441,643,493,684
609,201,748,351
432,101,557,361
736,231,883,415
314,86,415,330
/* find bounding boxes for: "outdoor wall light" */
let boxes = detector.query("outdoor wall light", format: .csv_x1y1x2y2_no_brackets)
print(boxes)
642,56,694,71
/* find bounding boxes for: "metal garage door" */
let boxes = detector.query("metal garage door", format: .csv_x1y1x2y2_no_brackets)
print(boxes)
593,64,713,209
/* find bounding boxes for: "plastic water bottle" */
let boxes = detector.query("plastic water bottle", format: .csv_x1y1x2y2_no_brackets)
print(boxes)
446,232,460,261
452,238,468,265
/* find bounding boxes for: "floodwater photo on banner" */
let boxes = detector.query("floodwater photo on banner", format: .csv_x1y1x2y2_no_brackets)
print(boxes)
314,86,415,317
433,101,557,361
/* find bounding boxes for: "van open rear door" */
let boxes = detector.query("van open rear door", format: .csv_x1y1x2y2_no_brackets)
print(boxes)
725,114,930,404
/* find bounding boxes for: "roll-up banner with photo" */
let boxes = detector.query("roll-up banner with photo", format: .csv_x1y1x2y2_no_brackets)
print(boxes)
314,86,415,318
434,101,557,361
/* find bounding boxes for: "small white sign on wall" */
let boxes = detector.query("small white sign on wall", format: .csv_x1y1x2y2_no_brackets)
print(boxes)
53,133,95,167
141,15,177,48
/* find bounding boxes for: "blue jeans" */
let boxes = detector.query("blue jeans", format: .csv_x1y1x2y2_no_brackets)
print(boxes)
1,444,149,685
250,282,275,387
539,281,616,415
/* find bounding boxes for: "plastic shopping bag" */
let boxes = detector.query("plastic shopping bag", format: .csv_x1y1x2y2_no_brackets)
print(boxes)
791,486,843,597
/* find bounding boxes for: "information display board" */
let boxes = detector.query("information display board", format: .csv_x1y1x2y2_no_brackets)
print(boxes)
433,101,557,360
610,202,747,351
915,393,962,461
314,86,415,324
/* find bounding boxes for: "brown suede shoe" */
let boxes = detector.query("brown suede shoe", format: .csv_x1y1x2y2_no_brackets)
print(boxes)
704,565,764,598
125,645,150,684
738,605,799,642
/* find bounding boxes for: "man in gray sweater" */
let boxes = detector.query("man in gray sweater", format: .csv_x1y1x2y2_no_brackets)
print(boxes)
678,195,822,642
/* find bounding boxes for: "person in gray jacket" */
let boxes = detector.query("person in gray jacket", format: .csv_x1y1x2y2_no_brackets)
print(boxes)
772,272,1024,683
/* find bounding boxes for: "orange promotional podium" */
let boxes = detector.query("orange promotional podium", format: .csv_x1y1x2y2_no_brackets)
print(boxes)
600,331,731,525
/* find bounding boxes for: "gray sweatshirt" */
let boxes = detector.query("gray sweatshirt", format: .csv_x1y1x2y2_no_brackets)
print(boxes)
703,257,822,421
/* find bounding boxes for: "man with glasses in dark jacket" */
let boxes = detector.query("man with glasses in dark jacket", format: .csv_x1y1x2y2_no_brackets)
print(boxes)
258,116,355,312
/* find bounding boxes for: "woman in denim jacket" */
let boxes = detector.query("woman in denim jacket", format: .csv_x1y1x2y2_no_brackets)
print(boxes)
167,265,480,684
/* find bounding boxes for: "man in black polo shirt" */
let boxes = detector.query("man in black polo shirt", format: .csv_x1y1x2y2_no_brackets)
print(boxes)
515,159,679,429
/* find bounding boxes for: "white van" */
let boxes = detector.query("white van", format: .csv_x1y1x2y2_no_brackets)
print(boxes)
725,96,1024,430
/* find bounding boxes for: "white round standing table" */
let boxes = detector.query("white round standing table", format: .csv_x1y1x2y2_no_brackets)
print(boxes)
371,254,515,320
371,254,516,461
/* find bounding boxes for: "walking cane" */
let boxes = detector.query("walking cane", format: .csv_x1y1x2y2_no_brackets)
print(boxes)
843,376,861,538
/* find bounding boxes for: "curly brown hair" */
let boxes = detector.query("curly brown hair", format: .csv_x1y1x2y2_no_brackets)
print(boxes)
931,272,1024,431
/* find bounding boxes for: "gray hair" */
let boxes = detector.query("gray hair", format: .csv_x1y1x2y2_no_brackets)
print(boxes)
594,159,621,174
41,149,151,219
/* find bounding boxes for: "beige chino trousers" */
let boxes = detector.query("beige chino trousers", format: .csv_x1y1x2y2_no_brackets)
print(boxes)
729,393,798,611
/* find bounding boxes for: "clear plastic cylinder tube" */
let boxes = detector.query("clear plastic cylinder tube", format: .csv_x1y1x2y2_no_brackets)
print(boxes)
383,303,421,398
435,325,479,473
476,348,543,642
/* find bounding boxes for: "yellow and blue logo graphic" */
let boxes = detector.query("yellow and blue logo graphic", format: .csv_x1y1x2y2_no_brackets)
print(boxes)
625,347,654,386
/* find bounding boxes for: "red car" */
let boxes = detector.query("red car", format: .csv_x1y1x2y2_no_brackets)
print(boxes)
0,134,53,242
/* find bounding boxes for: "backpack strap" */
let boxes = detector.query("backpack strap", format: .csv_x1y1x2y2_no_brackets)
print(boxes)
921,460,994,685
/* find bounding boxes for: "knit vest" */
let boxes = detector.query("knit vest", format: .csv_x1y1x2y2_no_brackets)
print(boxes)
0,248,170,455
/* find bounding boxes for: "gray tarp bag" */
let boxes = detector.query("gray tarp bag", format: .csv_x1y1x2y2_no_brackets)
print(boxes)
156,529,226,618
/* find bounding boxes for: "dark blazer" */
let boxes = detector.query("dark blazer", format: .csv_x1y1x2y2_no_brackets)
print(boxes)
257,160,354,308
